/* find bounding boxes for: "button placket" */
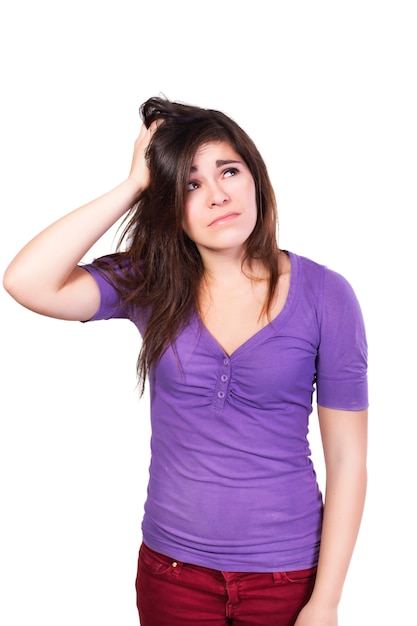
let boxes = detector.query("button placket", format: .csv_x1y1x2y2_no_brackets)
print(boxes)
213,354,231,411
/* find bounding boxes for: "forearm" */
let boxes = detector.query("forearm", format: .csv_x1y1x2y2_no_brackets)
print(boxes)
311,461,367,608
3,122,156,313
3,177,140,304
294,407,368,626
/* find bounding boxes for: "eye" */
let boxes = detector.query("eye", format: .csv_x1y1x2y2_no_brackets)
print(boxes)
187,181,200,192
223,167,239,178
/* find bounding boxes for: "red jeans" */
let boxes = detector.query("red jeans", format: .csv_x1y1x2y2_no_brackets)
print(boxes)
136,542,316,626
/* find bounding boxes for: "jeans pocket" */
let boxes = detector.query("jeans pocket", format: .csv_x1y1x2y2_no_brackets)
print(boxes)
282,566,317,584
139,542,182,576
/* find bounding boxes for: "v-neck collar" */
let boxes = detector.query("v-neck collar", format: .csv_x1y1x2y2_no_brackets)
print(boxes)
193,251,299,359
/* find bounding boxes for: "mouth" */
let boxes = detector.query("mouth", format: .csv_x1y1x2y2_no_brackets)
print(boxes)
208,212,240,227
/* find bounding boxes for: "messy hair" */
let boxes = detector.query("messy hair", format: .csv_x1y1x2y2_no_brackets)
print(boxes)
98,96,280,393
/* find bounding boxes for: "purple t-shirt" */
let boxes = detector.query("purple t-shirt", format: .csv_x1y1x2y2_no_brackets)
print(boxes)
82,251,368,572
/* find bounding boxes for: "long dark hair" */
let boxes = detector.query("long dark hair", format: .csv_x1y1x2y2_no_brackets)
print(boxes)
97,96,280,393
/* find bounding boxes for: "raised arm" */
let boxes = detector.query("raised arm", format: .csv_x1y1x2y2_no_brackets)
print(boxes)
3,123,155,321
294,406,368,626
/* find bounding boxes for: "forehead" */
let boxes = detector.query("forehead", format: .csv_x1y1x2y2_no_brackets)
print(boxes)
191,140,241,165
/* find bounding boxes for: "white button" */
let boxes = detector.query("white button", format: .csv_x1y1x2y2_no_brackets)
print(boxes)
221,374,228,382
217,391,225,399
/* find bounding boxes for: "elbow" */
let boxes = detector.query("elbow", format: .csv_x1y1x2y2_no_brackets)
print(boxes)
3,264,34,307
3,265,18,299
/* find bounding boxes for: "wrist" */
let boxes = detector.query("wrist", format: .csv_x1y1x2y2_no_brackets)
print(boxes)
124,174,145,200
308,581,341,610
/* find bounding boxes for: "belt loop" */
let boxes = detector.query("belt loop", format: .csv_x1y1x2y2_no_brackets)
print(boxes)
272,571,283,583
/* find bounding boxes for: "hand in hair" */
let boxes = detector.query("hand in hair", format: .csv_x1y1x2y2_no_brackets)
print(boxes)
129,121,160,193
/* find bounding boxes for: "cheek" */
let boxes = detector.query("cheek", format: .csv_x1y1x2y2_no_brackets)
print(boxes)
181,203,195,237
247,184,258,222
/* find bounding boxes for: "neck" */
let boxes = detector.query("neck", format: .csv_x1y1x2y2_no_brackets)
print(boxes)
200,249,267,290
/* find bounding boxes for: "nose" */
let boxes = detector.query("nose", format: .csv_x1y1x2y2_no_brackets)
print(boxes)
209,182,229,207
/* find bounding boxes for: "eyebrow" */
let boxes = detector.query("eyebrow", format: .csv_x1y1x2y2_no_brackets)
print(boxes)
190,159,242,172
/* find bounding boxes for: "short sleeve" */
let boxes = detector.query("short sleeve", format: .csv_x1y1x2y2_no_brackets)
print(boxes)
80,259,131,322
316,268,368,410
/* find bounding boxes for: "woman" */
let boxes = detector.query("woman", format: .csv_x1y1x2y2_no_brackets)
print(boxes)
3,96,368,626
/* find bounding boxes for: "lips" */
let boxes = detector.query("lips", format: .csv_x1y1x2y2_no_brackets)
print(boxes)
208,212,240,227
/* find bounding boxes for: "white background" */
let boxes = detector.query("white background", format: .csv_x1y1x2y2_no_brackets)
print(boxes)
1,1,416,624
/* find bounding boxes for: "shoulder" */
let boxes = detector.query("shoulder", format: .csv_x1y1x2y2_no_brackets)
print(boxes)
288,251,357,298
287,250,325,283
286,251,365,331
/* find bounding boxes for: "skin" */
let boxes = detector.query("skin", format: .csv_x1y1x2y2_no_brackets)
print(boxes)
3,123,367,626
182,140,290,355
183,141,258,257
295,405,367,626
3,123,156,320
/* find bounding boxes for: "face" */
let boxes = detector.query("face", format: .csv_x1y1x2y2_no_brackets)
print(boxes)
182,141,257,257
